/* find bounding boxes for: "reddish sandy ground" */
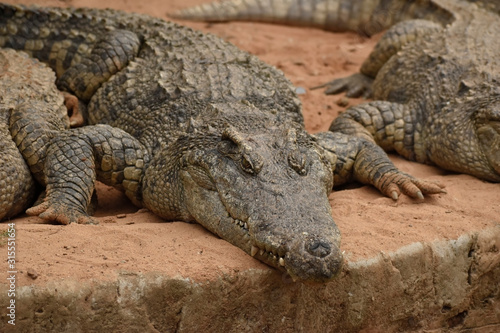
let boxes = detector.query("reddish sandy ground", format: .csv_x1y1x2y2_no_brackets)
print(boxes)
1,0,499,286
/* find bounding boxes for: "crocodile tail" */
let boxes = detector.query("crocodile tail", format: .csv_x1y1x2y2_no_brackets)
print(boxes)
171,0,454,36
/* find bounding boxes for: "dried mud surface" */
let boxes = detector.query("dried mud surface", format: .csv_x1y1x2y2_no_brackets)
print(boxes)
1,0,499,290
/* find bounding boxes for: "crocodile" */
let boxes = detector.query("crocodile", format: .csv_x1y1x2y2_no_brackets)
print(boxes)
173,0,500,182
0,3,443,282
0,48,83,221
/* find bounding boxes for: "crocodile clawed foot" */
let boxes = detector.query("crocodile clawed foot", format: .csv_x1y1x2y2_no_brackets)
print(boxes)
380,172,446,200
27,201,98,225
312,73,373,98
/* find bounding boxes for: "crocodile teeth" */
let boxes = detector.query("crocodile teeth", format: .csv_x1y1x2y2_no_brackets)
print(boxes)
251,244,287,267
251,245,258,257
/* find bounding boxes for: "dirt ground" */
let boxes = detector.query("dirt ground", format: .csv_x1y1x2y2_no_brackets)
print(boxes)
2,0,500,287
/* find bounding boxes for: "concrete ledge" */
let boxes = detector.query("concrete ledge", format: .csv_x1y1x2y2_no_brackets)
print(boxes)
1,227,498,332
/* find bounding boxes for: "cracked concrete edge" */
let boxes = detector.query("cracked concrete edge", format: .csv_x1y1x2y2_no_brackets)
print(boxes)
1,226,499,333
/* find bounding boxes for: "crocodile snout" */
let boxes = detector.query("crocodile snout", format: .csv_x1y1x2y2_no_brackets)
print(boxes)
305,238,332,258
284,234,343,282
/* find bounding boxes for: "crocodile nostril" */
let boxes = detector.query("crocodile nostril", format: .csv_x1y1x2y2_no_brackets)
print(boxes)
306,239,332,258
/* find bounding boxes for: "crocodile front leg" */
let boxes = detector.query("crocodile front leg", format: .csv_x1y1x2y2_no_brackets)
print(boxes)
1,48,71,221
315,131,444,200
330,100,428,163
27,125,150,224
0,118,36,220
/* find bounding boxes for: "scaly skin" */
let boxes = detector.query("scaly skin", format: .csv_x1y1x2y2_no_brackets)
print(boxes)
171,0,454,36
174,0,500,182
0,48,69,220
0,4,443,282
326,2,500,182
171,0,498,33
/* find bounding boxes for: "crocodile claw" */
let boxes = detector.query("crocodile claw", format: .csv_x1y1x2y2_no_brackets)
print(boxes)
27,201,98,225
312,73,374,98
381,172,446,201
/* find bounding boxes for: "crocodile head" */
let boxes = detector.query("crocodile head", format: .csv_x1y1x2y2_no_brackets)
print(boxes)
177,124,342,282
445,85,500,181
475,99,500,180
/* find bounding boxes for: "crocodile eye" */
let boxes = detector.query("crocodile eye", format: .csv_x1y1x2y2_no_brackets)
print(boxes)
240,153,263,175
288,150,308,175
241,155,255,174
